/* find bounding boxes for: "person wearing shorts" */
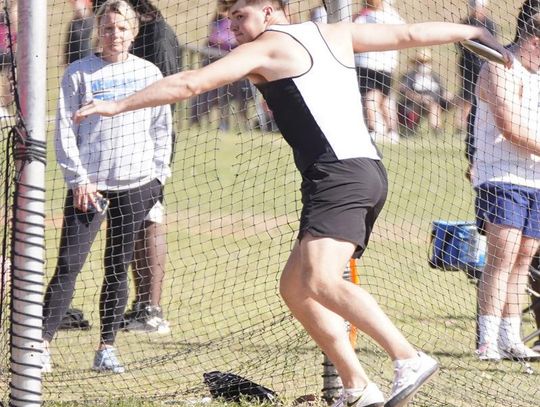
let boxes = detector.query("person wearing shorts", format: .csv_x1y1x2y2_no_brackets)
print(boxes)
471,5,540,361
354,0,404,144
74,1,510,405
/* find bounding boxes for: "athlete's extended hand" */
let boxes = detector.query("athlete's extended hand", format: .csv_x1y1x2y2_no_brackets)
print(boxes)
73,99,120,123
475,27,513,69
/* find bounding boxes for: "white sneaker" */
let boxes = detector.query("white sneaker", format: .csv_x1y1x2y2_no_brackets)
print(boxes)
499,342,540,361
146,315,171,334
532,341,540,353
386,352,439,407
332,383,384,407
41,349,52,373
476,342,501,361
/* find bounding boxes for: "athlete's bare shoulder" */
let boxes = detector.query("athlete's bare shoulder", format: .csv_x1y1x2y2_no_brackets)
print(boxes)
314,22,355,65
246,28,312,83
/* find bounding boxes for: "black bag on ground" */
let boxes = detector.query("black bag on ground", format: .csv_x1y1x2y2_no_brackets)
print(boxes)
58,308,91,330
203,371,277,403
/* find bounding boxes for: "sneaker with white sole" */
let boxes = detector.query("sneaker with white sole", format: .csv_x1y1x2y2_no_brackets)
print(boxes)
532,340,540,353
124,305,171,334
41,349,52,373
332,382,385,407
476,342,501,361
499,342,540,361
385,352,439,407
92,347,125,374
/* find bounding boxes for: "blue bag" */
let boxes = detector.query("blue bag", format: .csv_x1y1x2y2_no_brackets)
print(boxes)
428,221,486,278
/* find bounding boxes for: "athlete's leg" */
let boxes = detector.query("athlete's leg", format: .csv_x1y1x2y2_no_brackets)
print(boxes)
280,234,417,388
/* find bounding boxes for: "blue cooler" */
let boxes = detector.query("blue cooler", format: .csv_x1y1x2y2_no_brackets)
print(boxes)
428,221,486,278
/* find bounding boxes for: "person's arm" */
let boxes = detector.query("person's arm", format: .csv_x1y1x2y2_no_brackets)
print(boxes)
347,21,511,65
55,68,101,211
477,61,540,156
148,70,173,185
74,40,269,122
55,70,89,189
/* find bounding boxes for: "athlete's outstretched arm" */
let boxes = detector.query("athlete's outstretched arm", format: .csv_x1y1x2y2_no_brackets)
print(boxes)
347,21,512,67
73,41,269,122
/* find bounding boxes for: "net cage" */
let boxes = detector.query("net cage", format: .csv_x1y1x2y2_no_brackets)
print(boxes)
1,0,540,406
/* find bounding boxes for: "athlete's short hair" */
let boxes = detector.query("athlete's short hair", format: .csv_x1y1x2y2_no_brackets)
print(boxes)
96,0,140,37
218,0,286,13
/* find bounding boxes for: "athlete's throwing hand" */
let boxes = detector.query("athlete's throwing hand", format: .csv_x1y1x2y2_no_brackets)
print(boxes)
74,99,120,123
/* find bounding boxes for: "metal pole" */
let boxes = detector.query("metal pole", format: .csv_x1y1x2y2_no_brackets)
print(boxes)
10,0,47,405
325,0,352,23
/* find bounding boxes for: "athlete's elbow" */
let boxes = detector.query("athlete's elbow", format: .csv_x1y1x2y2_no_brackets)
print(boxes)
172,71,202,100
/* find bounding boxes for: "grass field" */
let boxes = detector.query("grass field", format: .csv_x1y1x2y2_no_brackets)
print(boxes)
2,0,539,406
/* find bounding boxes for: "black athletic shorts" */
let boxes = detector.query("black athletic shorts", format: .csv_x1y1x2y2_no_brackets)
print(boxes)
357,67,393,97
298,157,388,258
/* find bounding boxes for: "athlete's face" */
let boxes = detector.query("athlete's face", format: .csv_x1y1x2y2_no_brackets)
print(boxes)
98,11,136,62
228,1,272,45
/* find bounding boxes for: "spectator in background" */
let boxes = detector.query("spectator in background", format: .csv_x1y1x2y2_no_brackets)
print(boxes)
354,0,404,144
455,0,497,135
93,0,181,334
471,3,540,361
518,0,540,355
42,0,172,373
0,0,17,118
190,10,252,131
65,0,95,65
397,48,452,135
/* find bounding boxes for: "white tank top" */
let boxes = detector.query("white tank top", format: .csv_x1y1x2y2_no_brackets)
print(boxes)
472,58,540,188
255,22,380,173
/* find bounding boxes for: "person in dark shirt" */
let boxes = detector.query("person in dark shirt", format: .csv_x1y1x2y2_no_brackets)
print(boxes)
455,0,497,135
93,0,182,334
65,0,95,65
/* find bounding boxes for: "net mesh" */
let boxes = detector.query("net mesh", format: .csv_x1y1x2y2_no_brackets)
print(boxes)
0,0,539,406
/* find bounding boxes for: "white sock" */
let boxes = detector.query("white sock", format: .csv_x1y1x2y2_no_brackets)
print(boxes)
499,316,521,348
478,315,501,346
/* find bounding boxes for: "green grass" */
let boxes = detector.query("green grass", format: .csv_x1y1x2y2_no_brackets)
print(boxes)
33,129,540,407
2,1,539,406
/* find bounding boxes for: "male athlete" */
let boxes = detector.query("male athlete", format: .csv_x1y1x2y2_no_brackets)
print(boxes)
75,1,511,405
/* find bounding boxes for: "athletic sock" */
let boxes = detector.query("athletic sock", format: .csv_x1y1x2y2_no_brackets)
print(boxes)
499,316,522,348
478,315,501,346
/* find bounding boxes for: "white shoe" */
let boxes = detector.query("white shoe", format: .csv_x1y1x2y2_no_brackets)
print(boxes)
385,352,438,407
476,342,501,361
146,315,171,334
332,383,384,407
499,342,540,361
42,349,52,373
532,341,540,353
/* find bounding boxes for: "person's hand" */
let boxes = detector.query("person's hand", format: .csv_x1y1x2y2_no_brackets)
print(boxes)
73,183,102,212
475,27,513,69
73,99,120,123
